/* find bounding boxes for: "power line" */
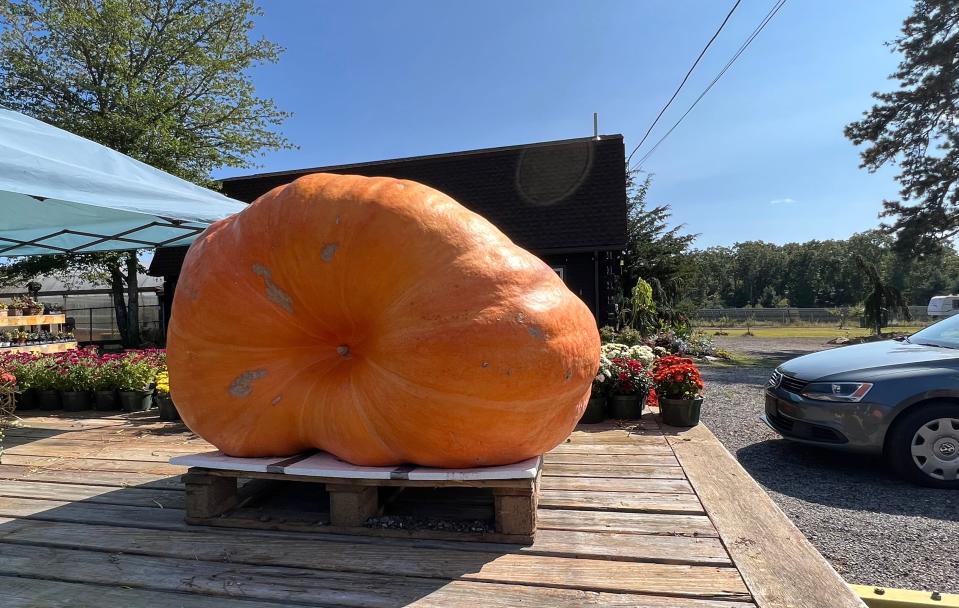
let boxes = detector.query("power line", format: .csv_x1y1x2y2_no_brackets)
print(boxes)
625,0,743,166
631,0,788,172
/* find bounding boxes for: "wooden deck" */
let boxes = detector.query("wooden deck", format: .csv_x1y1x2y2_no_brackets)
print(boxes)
0,411,864,607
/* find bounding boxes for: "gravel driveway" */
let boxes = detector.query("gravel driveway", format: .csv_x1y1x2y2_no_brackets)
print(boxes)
702,336,959,594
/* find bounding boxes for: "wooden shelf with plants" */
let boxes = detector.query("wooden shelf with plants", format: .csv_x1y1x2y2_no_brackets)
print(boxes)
0,340,77,354
0,314,67,328
0,298,77,354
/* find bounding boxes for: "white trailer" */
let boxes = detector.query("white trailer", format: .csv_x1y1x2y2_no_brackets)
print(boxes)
927,295,959,317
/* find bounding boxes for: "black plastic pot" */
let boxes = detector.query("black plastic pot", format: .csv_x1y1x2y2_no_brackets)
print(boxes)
37,389,61,410
157,394,180,421
608,393,645,420
61,390,92,412
660,397,703,427
93,390,119,411
119,390,153,412
579,396,606,424
15,388,38,410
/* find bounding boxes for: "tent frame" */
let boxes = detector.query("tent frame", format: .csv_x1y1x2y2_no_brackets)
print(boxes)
0,220,204,256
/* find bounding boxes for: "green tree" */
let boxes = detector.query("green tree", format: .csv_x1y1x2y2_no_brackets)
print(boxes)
621,173,698,310
0,0,292,346
855,255,911,335
845,0,959,255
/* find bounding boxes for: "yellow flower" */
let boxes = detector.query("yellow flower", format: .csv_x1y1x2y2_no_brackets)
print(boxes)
155,371,170,395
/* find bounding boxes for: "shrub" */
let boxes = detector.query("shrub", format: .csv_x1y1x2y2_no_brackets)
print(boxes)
598,326,618,344
617,327,642,346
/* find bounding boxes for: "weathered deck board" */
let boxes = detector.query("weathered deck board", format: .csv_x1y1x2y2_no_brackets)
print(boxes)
0,542,751,603
7,411,872,607
664,422,866,608
0,517,737,576
0,453,187,475
549,443,674,455
539,489,705,514
0,463,184,489
541,475,693,493
543,452,679,465
537,508,719,537
1,435,203,456
543,462,685,478
0,479,185,508
0,575,295,608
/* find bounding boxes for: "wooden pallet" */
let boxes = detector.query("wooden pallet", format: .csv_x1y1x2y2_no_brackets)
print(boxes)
174,451,542,544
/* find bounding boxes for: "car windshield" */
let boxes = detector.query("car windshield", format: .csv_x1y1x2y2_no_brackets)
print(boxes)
910,314,959,348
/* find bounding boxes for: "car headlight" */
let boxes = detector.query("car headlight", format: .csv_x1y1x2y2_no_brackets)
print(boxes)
800,382,873,402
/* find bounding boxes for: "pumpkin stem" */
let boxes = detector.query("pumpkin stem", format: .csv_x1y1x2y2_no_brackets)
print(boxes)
336,345,350,357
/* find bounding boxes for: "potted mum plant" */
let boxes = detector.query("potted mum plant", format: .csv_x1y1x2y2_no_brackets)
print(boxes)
155,371,179,421
608,357,652,420
61,355,94,411
581,355,611,423
91,357,120,410
32,359,61,410
7,355,38,410
117,356,156,412
653,356,704,427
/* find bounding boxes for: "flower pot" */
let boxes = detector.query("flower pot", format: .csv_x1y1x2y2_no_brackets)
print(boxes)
119,390,153,412
61,390,92,412
157,394,180,421
7,307,20,317
15,388,37,410
659,397,703,427
37,389,61,410
93,390,120,411
608,393,646,420
579,395,607,424
28,306,43,315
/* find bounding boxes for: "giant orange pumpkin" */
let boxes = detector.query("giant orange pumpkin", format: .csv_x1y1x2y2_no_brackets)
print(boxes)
167,173,600,468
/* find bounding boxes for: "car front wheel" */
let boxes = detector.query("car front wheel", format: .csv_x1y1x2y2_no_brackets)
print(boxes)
887,403,959,488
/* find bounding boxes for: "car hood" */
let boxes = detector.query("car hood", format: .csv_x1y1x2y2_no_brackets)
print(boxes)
779,339,959,381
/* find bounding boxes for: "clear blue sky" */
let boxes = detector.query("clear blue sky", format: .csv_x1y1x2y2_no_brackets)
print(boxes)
221,0,912,248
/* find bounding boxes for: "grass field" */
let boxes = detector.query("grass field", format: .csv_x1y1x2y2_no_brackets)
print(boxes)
698,326,927,338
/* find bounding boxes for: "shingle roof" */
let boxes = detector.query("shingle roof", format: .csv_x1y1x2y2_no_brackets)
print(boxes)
150,135,626,277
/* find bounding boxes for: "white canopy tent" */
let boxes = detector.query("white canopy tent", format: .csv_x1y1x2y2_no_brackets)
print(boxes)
0,107,246,256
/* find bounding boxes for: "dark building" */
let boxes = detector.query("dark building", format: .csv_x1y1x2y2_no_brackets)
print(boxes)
149,135,627,325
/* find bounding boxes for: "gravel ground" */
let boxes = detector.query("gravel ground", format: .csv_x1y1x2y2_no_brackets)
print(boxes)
703,336,959,594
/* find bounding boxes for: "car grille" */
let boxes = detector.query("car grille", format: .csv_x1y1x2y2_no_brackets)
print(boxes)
767,370,808,394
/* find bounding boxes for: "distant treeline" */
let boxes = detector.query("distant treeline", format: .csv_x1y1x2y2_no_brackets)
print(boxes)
684,230,959,308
